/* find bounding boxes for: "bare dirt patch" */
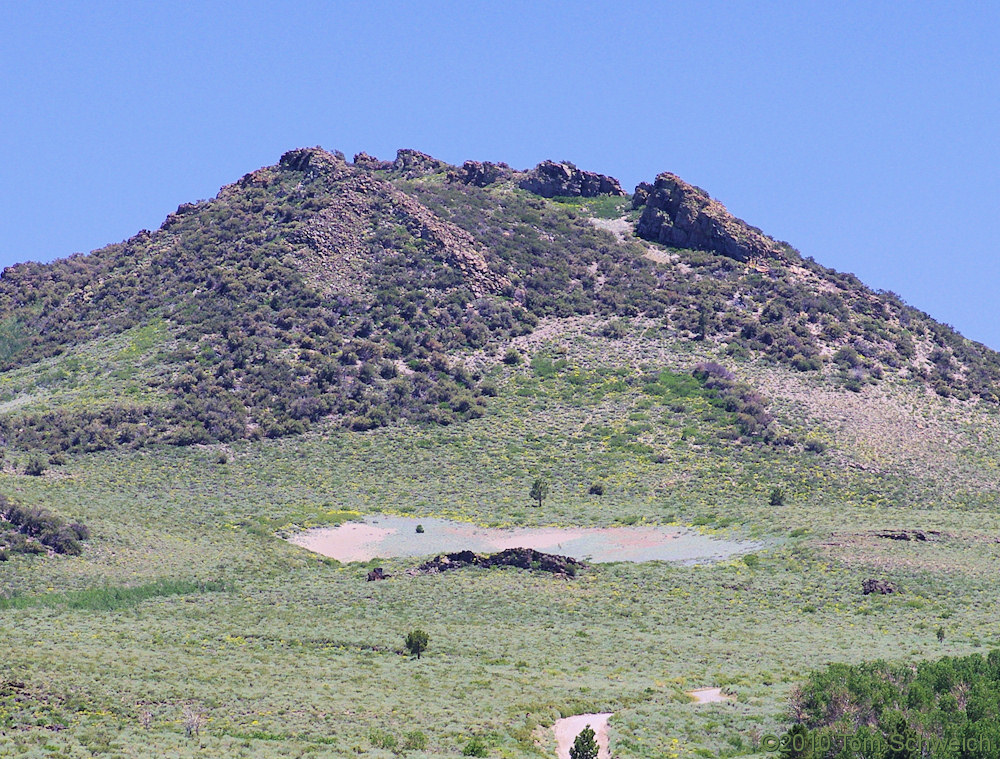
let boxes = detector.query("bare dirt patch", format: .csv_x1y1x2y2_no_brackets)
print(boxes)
688,687,734,704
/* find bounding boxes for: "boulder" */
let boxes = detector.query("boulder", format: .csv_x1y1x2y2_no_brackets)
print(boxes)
366,567,390,581
633,173,782,262
862,578,897,595
518,160,626,198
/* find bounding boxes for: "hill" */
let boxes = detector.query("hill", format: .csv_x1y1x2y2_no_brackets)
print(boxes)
4,148,1000,758
1,147,998,455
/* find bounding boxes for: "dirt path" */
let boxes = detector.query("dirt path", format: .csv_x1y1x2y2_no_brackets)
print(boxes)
553,713,612,759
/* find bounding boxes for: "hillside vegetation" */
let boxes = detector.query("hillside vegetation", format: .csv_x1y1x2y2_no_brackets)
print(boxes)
1,148,998,455
2,148,1000,758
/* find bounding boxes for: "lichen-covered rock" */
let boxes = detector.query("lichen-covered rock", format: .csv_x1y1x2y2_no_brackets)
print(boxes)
633,173,782,262
518,160,625,198
447,160,513,187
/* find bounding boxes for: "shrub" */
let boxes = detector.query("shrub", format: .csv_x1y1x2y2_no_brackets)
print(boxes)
588,482,604,496
529,477,549,508
769,487,785,507
415,524,425,534
368,729,397,751
405,628,429,659
24,456,47,477
804,439,827,453
403,730,427,750
462,736,488,757
502,348,522,365
570,725,599,759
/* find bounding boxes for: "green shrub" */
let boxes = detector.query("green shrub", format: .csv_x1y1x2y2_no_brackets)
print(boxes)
405,629,429,659
368,728,397,751
570,725,598,759
769,487,785,507
24,456,47,476
462,736,488,757
502,348,522,365
403,730,427,750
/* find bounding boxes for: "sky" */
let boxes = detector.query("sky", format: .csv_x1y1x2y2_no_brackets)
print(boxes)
3,2,999,347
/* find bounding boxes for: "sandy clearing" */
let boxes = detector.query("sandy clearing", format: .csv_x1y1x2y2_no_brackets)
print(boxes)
287,523,393,563
553,713,612,759
688,687,733,703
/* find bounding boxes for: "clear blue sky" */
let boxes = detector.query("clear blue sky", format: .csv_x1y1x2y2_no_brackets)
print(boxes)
3,2,999,347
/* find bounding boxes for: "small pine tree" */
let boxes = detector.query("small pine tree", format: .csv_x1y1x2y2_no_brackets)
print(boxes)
530,477,549,508
936,626,945,642
570,725,598,759
405,628,429,659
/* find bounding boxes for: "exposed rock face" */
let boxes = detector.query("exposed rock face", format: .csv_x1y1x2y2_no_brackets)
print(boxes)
518,160,626,198
409,547,585,577
447,160,513,187
392,149,448,178
633,173,783,262
862,578,897,595
281,154,511,299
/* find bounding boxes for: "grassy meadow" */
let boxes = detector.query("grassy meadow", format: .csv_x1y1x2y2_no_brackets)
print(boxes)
2,324,1000,757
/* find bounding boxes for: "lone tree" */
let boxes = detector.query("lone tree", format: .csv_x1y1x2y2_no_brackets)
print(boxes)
570,725,598,759
529,477,549,508
405,628,429,659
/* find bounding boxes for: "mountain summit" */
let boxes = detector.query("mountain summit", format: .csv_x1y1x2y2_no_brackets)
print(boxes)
1,147,997,452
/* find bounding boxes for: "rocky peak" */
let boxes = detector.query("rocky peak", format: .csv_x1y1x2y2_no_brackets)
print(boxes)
633,172,783,262
392,149,448,178
518,160,626,198
278,147,348,175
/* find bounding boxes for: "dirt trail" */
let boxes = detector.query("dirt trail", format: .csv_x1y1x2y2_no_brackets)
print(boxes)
553,713,611,759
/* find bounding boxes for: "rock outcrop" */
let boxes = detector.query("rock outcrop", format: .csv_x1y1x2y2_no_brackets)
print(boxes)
447,160,513,187
409,547,584,577
873,529,941,542
633,173,783,262
353,151,393,171
279,147,349,176
862,578,897,595
392,149,448,178
518,160,626,198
